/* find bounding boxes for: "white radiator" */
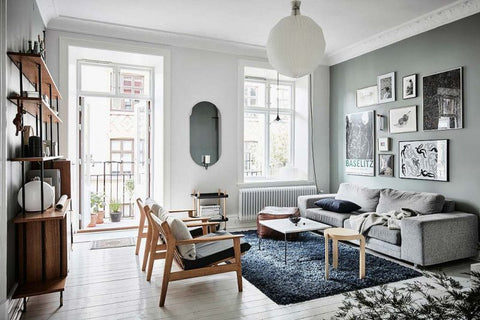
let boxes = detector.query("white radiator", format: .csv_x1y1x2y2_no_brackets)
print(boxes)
238,185,317,220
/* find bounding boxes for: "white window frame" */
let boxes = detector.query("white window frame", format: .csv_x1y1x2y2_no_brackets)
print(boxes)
243,77,296,181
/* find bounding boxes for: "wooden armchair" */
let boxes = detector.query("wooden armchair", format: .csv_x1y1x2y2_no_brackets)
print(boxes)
148,210,250,307
136,198,219,281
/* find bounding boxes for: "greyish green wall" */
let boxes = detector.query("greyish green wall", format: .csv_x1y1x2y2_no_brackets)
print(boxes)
329,13,480,214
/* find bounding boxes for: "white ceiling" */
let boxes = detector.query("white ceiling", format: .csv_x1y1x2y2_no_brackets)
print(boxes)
39,0,460,56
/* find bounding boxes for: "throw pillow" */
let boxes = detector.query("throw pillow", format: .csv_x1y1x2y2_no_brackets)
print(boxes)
315,198,361,213
167,217,196,260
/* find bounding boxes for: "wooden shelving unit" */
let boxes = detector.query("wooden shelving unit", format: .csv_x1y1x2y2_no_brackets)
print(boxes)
6,51,70,311
191,190,229,230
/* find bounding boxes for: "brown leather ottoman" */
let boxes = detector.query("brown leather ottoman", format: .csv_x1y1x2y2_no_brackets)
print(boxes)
257,206,300,240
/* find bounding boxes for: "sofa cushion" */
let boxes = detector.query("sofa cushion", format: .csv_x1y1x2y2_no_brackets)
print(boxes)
376,189,445,215
335,183,380,212
305,208,353,227
344,219,401,245
167,217,196,260
442,199,456,213
315,198,361,213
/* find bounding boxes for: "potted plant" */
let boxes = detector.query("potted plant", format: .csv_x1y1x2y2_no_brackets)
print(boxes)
109,199,122,222
88,192,105,227
125,179,135,216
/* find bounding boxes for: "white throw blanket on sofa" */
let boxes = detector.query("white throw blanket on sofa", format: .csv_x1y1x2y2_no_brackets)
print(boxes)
349,209,418,235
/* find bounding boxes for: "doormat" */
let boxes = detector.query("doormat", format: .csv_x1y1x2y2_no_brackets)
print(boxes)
91,237,136,250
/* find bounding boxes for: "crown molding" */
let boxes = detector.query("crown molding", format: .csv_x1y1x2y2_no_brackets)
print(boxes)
325,0,480,66
47,16,267,58
35,0,58,27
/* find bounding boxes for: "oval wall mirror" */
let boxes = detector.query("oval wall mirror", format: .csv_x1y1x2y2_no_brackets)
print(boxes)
190,101,220,169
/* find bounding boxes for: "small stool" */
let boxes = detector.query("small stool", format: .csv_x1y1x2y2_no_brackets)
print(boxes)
324,227,365,280
257,206,300,240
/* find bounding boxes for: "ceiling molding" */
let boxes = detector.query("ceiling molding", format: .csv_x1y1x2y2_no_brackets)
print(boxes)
325,0,480,66
35,0,58,27
47,16,267,58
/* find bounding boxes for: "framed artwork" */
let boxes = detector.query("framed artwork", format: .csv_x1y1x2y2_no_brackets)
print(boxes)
378,137,391,152
423,67,463,131
379,154,394,177
399,139,448,181
389,106,417,133
378,72,395,103
345,111,375,176
356,85,378,108
402,74,417,99
377,114,387,131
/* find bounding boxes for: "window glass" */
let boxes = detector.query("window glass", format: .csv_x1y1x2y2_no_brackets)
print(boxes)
270,84,293,109
244,81,266,108
120,68,150,96
269,115,292,178
244,113,265,177
80,64,114,93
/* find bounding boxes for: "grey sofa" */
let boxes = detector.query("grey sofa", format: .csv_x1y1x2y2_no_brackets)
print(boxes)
298,183,478,266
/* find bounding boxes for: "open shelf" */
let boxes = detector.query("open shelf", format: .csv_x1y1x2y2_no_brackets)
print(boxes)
8,95,62,123
14,198,70,223
13,278,66,299
10,156,63,162
7,52,62,99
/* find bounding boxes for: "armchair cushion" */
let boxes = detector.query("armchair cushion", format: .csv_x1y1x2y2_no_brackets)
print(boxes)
182,231,251,270
167,217,196,260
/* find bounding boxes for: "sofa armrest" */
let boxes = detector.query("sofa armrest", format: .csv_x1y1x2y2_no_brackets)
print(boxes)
401,212,478,266
298,193,336,217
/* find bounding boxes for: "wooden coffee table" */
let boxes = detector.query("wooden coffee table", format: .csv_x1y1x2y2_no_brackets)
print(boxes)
258,218,330,264
324,227,366,279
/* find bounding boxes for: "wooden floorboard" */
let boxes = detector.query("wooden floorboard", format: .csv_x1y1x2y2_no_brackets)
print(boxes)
20,229,478,320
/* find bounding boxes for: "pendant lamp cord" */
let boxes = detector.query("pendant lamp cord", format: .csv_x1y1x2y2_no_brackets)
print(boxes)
308,73,320,194
276,72,281,121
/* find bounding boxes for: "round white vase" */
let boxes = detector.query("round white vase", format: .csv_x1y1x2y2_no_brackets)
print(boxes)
17,180,55,212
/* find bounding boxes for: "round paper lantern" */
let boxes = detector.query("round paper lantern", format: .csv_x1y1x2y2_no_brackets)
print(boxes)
266,1,325,78
18,179,55,212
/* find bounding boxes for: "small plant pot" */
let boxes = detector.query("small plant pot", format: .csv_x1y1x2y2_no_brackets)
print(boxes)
96,211,105,224
87,213,98,228
110,211,122,222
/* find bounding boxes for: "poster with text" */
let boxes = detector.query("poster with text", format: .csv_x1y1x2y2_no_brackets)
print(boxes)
345,110,375,176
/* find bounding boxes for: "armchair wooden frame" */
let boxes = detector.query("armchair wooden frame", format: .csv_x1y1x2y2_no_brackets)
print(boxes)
149,211,244,307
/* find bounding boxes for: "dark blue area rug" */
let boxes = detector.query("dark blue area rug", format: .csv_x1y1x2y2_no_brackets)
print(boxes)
236,230,421,305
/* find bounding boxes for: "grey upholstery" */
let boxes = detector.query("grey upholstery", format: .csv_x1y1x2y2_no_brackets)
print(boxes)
335,183,380,212
401,212,479,266
305,208,353,227
376,188,445,215
344,219,401,245
298,194,336,217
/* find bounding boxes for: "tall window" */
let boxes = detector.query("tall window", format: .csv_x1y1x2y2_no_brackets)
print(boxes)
244,77,295,180
110,138,134,174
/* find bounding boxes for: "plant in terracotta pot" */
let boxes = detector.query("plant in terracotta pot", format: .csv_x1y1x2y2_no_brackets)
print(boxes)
90,192,105,224
109,199,122,222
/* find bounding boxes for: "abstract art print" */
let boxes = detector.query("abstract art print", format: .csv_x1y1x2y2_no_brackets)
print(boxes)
389,106,417,133
345,111,375,176
379,154,394,177
378,137,391,152
403,74,416,99
378,72,395,103
356,85,378,108
399,140,448,181
423,67,462,131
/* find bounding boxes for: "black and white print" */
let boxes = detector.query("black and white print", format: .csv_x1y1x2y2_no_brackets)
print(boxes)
356,85,378,108
378,72,395,103
399,140,448,181
345,111,375,176
378,137,391,152
402,74,416,99
389,106,417,134
423,67,462,131
379,154,394,177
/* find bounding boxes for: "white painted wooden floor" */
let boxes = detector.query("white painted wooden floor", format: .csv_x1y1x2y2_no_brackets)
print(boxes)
21,228,478,320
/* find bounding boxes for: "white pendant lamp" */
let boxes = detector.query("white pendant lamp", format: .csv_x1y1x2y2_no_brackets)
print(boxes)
266,0,326,78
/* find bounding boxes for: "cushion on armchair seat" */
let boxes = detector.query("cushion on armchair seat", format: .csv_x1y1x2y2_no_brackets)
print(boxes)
182,231,251,270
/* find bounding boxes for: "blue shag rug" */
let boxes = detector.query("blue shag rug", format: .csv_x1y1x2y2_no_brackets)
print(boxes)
236,230,421,305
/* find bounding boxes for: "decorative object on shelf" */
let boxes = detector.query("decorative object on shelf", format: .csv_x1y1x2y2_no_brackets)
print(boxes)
55,195,68,211
377,72,396,103
13,104,25,136
389,105,417,133
27,169,61,201
402,74,417,99
378,137,391,152
28,136,42,157
356,85,378,108
399,139,448,181
423,67,463,131
379,154,394,177
17,177,55,212
190,101,220,169
288,215,301,225
345,111,375,176
266,0,325,78
109,199,122,222
376,114,387,131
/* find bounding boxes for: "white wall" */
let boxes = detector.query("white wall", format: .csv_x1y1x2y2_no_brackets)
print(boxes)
45,21,330,222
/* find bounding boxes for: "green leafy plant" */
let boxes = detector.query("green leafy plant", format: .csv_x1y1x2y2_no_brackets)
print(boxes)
334,271,480,320
90,192,105,212
109,199,121,212
125,179,135,198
